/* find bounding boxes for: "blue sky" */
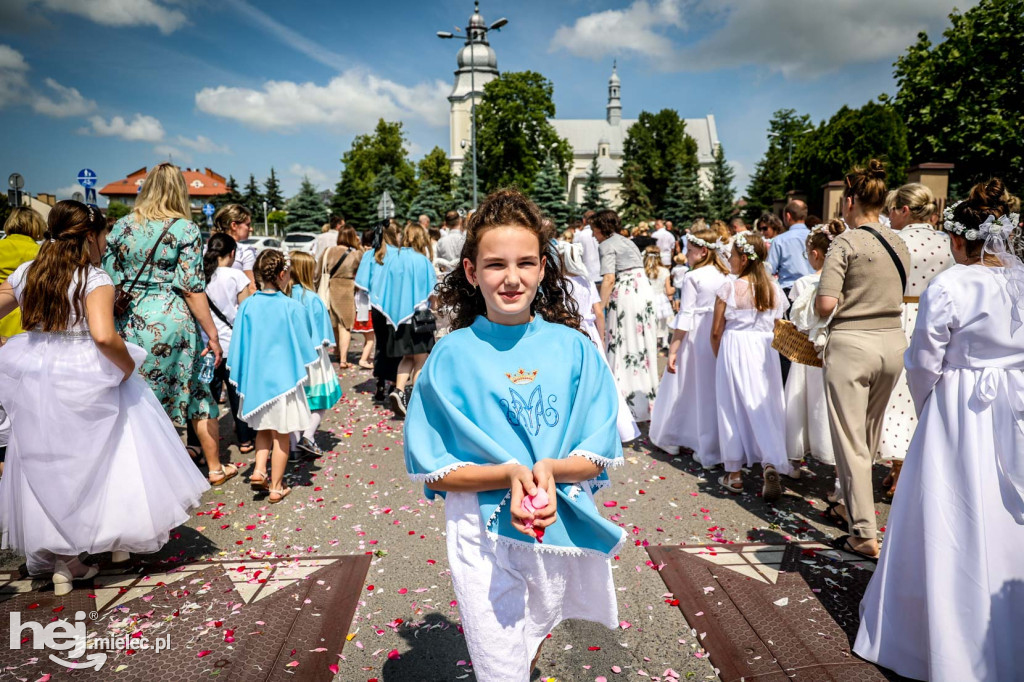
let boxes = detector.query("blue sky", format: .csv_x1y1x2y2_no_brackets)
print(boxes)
0,0,973,207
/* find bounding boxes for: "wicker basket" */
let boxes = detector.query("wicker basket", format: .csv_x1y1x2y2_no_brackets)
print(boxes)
772,319,823,368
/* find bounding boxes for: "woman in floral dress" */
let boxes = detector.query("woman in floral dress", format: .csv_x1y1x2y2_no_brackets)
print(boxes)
593,209,659,421
102,163,237,485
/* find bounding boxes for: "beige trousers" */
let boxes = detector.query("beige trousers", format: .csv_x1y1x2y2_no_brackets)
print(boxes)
823,328,907,540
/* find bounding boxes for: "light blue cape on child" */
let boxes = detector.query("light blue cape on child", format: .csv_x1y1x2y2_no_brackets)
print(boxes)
404,315,625,557
372,247,437,329
291,284,343,410
227,291,318,419
354,244,394,300
291,284,334,347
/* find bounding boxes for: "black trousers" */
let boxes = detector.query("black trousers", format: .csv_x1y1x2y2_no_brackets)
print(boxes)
779,286,793,384
187,362,256,447
371,309,400,383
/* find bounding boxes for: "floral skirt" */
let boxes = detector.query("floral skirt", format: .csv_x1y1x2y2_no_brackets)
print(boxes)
605,269,659,422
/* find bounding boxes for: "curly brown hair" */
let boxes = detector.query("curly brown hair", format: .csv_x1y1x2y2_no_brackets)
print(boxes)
436,188,583,333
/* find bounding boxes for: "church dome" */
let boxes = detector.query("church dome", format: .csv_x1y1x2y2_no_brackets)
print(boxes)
457,42,497,70
609,64,620,85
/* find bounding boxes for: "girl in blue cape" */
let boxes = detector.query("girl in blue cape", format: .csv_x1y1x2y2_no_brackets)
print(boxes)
289,252,342,457
354,221,399,403
228,250,317,503
404,189,625,682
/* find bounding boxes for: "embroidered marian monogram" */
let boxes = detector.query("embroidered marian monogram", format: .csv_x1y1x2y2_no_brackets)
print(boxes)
500,384,559,436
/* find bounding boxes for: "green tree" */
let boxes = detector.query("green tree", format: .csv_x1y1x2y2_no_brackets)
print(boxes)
407,178,447,226
263,167,285,210
742,109,813,222
242,174,264,216
450,167,473,213
618,160,653,226
621,109,698,215
331,167,370,229
106,201,131,222
663,161,708,228
213,175,243,210
331,119,415,227
418,146,453,198
787,100,908,214
581,157,606,211
707,145,736,222
287,177,327,233
894,0,1024,193
531,154,569,227
475,71,572,194
367,164,406,225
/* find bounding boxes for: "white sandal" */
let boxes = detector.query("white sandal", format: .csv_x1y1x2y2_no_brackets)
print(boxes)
52,559,99,597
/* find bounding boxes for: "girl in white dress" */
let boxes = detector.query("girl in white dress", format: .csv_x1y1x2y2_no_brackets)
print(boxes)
0,201,210,594
649,228,729,463
875,184,953,498
855,179,1024,681
643,247,674,350
784,220,845,468
228,250,318,504
711,232,789,502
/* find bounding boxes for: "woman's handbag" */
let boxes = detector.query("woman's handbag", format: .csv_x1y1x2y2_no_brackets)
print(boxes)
411,308,437,335
113,218,175,318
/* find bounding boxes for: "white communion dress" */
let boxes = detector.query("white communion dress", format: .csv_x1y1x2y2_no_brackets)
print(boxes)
0,263,209,575
714,277,790,475
855,264,1024,681
649,265,729,465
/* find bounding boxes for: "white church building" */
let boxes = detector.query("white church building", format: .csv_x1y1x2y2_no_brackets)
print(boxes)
446,3,720,208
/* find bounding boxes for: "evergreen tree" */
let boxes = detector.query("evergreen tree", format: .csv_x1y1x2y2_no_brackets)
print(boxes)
742,109,812,222
330,167,370,229
621,109,698,214
287,177,327,233
663,161,708,228
407,178,447,226
707,145,736,222
213,175,243,209
618,160,653,226
581,157,606,211
242,174,264,217
418,147,453,198
367,165,406,225
531,155,569,227
263,167,285,211
450,168,473,213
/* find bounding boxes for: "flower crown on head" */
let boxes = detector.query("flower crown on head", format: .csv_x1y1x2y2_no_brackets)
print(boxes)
732,231,758,261
686,233,720,251
943,200,1019,241
810,223,837,241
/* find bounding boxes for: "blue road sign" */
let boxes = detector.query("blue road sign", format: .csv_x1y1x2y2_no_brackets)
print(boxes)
202,203,215,217
84,187,97,204
77,168,97,188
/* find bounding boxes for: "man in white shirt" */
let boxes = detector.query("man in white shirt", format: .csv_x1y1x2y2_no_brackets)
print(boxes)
314,215,344,260
573,209,602,286
434,210,466,274
651,218,675,266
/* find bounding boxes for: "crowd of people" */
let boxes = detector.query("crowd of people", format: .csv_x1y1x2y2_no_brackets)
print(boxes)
0,156,1020,681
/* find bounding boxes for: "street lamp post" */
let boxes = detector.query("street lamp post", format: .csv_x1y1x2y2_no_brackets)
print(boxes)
437,3,508,210
263,200,268,235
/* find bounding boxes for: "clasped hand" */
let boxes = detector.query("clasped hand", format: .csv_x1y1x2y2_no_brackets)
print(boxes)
507,460,558,540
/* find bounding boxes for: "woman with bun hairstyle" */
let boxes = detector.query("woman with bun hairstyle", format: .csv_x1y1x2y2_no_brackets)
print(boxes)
0,201,209,593
855,178,1024,681
227,249,318,503
815,160,910,558
874,184,953,498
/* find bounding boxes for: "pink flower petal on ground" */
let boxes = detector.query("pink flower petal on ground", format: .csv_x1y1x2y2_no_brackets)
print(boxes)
328,663,339,674
197,650,212,658
611,665,622,673
619,621,631,629
286,660,299,667
603,501,618,508
386,649,401,660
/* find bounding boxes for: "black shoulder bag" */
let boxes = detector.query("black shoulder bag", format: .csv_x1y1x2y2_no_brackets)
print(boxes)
113,218,176,318
859,225,907,294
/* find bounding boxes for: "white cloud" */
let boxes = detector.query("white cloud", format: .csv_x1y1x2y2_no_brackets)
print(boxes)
54,183,83,200
36,0,186,34
288,163,328,185
175,134,230,154
550,0,684,60
0,44,96,115
551,0,978,78
153,144,189,162
195,68,449,132
82,113,165,142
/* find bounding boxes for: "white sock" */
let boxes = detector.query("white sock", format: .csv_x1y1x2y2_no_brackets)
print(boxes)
303,410,324,441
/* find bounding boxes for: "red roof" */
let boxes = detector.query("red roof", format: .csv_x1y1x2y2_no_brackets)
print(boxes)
99,166,229,198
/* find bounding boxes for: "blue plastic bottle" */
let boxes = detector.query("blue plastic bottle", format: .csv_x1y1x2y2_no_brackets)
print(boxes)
198,352,215,383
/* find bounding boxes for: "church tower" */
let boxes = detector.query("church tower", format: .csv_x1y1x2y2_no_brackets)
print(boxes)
606,61,622,126
448,2,499,175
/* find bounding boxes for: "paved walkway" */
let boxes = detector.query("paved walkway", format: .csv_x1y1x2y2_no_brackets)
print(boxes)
0,341,894,681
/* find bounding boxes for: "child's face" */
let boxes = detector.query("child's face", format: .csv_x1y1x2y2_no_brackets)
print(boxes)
464,225,545,326
728,247,744,275
807,245,826,271
686,246,704,268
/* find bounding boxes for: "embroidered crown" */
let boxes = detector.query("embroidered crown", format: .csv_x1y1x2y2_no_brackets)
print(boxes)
505,368,538,384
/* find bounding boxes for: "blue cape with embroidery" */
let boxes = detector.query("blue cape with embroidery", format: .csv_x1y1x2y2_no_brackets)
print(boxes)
404,315,625,557
290,284,334,347
370,247,437,328
227,291,318,419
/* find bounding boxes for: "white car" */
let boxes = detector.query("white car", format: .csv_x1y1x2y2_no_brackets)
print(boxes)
282,232,319,255
241,236,284,254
